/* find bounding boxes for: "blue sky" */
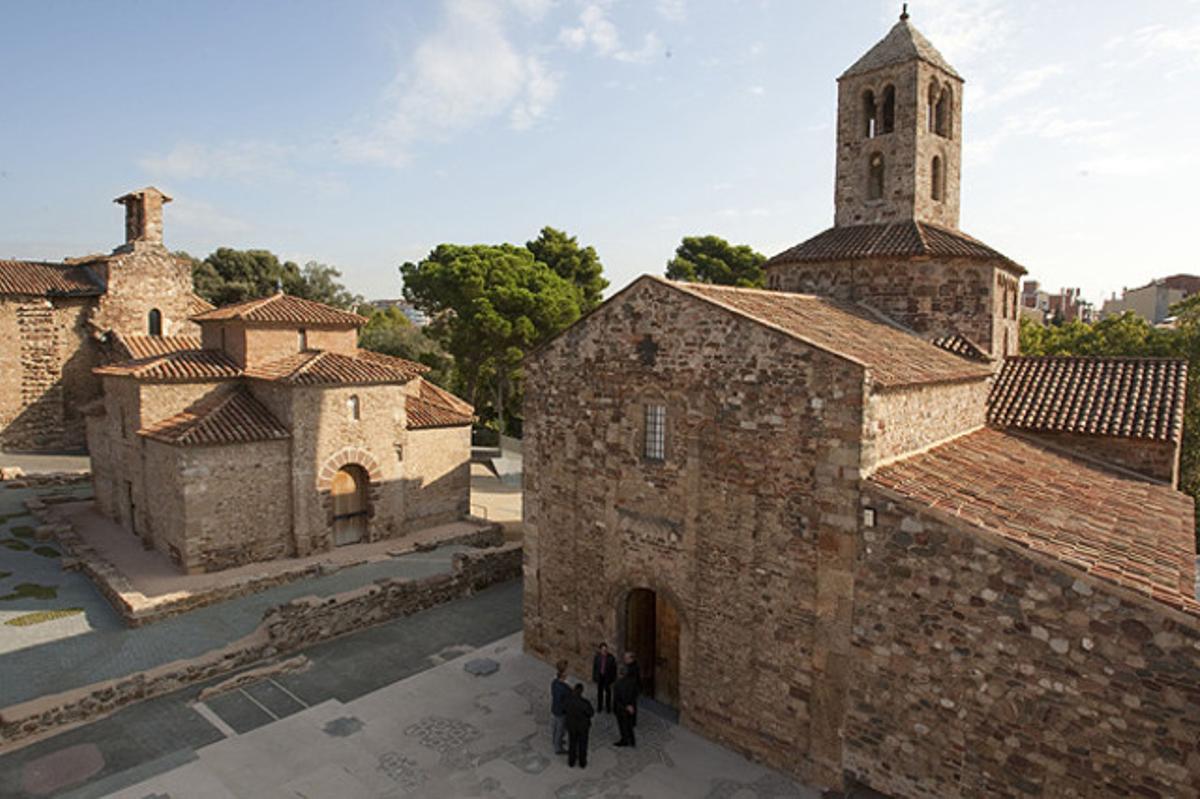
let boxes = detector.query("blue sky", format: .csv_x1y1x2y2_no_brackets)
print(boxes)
1,0,1197,305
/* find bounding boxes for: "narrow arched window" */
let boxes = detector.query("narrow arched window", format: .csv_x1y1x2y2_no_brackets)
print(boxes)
881,85,895,133
935,87,951,137
147,308,162,337
348,394,360,421
928,81,938,132
868,153,884,200
931,156,943,201
298,328,308,351
862,90,877,138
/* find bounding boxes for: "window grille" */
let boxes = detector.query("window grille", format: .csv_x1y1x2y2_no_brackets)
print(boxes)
644,404,666,461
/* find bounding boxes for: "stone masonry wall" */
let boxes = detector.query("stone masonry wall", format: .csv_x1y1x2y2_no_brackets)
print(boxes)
847,483,1200,799
523,277,865,787
1018,430,1179,486
143,440,189,567
861,377,988,469
91,243,197,339
768,256,1014,356
406,425,471,528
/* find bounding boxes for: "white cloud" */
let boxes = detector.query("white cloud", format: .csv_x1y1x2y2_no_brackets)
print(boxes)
902,0,1010,67
656,0,686,22
1077,155,1164,178
168,197,252,238
341,0,561,167
748,85,765,96
559,2,663,63
139,141,295,182
971,64,1065,111
1106,21,1200,74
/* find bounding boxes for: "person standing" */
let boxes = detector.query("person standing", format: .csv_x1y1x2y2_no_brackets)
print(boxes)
550,661,570,755
612,666,638,748
592,643,617,713
565,683,594,768
622,650,641,727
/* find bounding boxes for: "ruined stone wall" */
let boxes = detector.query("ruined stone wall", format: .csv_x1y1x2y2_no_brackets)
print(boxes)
862,377,988,469
405,425,471,527
176,440,294,572
0,297,99,451
768,256,1013,354
1015,429,1179,486
91,243,197,339
523,278,866,787
847,484,1200,799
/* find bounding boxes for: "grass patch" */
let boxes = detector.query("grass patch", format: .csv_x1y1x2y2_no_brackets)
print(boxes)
33,546,60,558
0,583,58,601
5,608,83,627
10,526,35,539
0,570,10,580
1,539,30,552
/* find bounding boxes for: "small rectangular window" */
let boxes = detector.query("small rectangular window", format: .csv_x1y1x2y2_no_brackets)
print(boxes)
644,404,666,461
298,328,308,351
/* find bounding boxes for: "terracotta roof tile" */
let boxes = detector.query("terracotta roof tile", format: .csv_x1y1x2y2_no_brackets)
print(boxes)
841,17,961,79
192,292,366,326
246,349,427,386
115,334,202,360
870,428,1200,615
666,279,993,387
95,349,241,381
930,332,989,362
765,222,1023,273
140,388,289,446
0,259,103,297
187,293,215,316
988,356,1187,442
407,378,474,429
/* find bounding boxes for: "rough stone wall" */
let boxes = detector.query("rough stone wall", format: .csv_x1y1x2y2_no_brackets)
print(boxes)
0,297,100,451
523,278,866,787
768,256,1017,355
848,484,1200,799
303,327,357,354
1016,430,1179,486
862,377,988,469
137,381,230,432
143,440,188,567
834,60,962,229
176,440,294,572
85,411,113,519
405,425,471,527
91,243,197,339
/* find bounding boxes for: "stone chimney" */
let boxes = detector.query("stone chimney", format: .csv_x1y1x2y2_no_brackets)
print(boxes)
113,187,172,246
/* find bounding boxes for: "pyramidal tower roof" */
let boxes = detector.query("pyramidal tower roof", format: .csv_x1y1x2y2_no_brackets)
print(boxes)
840,11,961,80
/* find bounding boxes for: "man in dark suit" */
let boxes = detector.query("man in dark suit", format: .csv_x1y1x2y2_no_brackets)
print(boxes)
613,666,638,748
565,683,594,768
592,643,617,713
622,650,641,726
550,660,570,755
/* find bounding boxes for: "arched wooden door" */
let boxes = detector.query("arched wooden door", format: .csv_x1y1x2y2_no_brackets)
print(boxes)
624,588,680,708
331,465,368,546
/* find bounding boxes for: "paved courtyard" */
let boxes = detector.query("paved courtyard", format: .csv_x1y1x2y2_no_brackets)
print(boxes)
108,631,823,799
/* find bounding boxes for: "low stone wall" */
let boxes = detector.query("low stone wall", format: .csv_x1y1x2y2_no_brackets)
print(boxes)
847,485,1200,799
0,542,522,747
1,470,90,489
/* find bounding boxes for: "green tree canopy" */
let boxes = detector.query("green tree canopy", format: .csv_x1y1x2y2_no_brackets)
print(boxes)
188,248,361,309
526,226,608,311
665,235,767,288
400,243,582,433
289,261,363,309
357,306,451,387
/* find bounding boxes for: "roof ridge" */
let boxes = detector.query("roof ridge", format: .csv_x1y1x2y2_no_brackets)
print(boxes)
912,220,932,254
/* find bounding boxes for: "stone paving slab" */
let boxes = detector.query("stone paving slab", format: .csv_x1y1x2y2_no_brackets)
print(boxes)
109,632,825,799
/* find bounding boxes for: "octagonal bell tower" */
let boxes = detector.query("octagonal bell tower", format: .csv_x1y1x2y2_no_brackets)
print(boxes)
833,8,963,229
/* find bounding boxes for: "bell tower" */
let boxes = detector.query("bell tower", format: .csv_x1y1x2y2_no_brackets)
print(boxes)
833,8,963,229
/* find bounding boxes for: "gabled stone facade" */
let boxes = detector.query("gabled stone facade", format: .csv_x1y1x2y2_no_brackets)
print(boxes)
0,188,200,451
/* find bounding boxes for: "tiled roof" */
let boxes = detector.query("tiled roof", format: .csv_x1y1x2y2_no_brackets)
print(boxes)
765,222,1023,273
871,428,1200,615
930,332,989,362
192,292,366,326
187,293,215,316
245,349,427,386
140,388,290,446
665,279,993,387
407,378,474,429
95,349,241,381
841,17,961,79
0,259,103,297
115,334,202,360
988,356,1187,442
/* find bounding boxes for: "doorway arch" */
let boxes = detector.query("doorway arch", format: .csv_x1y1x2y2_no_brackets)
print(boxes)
331,464,369,545
623,587,681,709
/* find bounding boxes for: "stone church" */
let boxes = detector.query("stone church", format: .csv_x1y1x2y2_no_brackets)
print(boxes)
85,291,474,574
523,13,1200,799
0,187,211,452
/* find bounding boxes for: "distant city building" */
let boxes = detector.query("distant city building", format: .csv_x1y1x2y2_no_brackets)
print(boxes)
1100,274,1200,325
1021,281,1094,324
369,298,428,327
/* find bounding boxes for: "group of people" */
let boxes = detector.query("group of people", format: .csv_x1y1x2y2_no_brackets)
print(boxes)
549,643,642,769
